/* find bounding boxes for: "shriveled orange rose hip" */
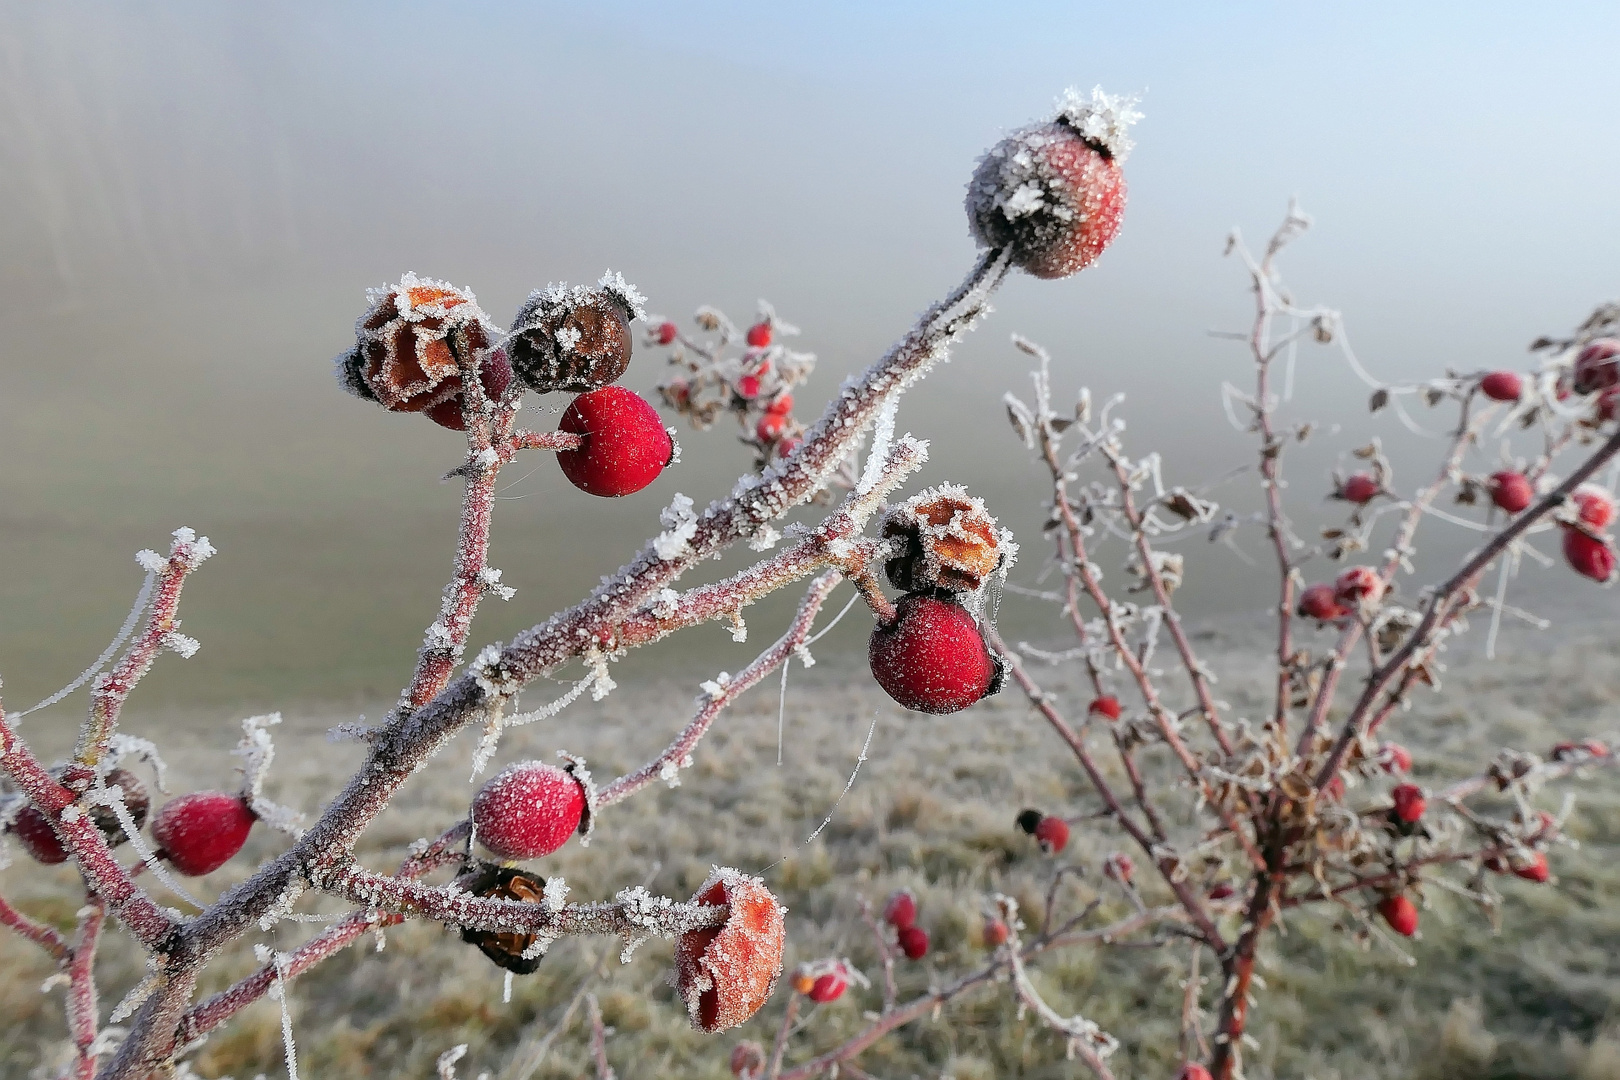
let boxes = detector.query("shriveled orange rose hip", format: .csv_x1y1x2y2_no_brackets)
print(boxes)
675,867,786,1033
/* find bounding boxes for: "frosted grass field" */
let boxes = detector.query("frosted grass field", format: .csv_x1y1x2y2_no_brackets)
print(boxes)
3,608,1617,1080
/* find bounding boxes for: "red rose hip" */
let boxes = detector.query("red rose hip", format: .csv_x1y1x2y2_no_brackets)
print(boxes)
1297,583,1348,622
808,970,848,1003
1379,743,1413,775
151,791,256,876
1572,485,1615,529
1377,894,1418,937
868,593,999,714
10,806,69,865
1573,338,1620,395
471,761,589,861
1340,473,1379,505
675,868,786,1032
1088,695,1122,721
1563,528,1616,582
897,924,929,960
556,385,674,497
883,889,917,930
1489,471,1534,514
655,320,679,346
1390,783,1426,824
1479,371,1523,402
982,917,1009,947
1034,815,1070,855
1334,565,1384,607
745,321,772,349
1177,1065,1214,1080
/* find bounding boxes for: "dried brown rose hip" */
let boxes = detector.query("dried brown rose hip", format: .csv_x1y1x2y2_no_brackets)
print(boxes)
508,275,646,394
456,865,550,973
881,485,1012,594
675,867,786,1033
966,87,1138,279
341,273,499,415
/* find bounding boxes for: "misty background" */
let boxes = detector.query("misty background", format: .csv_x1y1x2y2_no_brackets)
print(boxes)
2,1,1616,712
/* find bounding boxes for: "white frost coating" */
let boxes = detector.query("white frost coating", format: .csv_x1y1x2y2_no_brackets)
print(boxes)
437,1044,470,1080
1002,183,1047,219
746,524,781,552
855,393,900,497
659,758,682,788
478,567,516,601
1054,86,1143,161
109,973,158,1023
163,632,201,659
597,269,648,322
554,326,582,352
18,563,155,718
237,713,307,838
655,493,699,560
541,876,570,911
106,733,169,793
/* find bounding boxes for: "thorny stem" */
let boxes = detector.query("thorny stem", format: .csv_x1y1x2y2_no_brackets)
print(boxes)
857,896,898,1012
765,993,800,1080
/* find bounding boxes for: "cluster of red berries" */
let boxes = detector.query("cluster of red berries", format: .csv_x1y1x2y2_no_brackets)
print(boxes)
882,889,930,959
1016,807,1070,855
7,765,256,878
653,308,813,469
1562,484,1617,583
1296,565,1386,623
339,273,674,498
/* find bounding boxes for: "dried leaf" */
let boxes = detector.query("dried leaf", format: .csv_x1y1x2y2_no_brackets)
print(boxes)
1369,388,1389,413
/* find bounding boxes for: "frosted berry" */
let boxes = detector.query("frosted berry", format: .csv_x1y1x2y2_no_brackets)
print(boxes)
1208,882,1235,900
730,1041,765,1078
1377,894,1418,937
342,273,498,414
1177,1065,1214,1080
1340,473,1380,505
966,87,1138,279
10,806,68,864
1497,851,1551,883
789,969,816,995
1297,583,1349,622
1489,471,1534,514
745,321,773,348
1015,808,1044,836
881,485,1011,594
897,924,930,960
755,413,787,442
1390,783,1426,824
882,889,917,930
457,865,549,973
982,917,1009,947
424,350,514,431
808,969,848,1003
508,277,644,394
1571,485,1615,529
1562,528,1616,582
151,791,255,876
1572,338,1620,395
1034,815,1069,855
556,385,675,497
1333,565,1384,608
1479,370,1523,402
471,760,589,861
1598,387,1620,423
766,393,793,416
775,435,802,459
655,320,679,346
1088,695,1122,721
735,374,762,400
675,867,786,1033
1379,743,1413,775
1103,851,1135,885
868,593,1001,714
